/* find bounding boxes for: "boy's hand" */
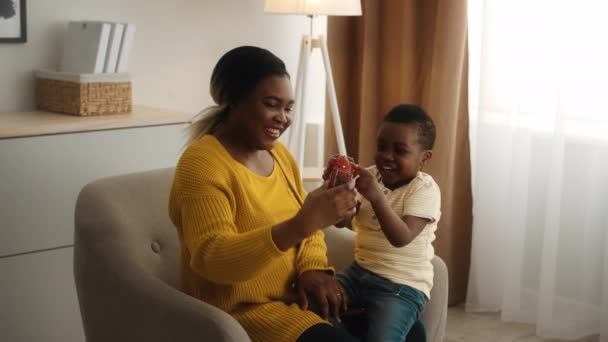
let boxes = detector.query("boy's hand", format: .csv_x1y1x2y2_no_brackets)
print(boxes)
354,165,384,204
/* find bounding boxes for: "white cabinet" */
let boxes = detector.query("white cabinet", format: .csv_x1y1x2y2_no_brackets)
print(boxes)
0,247,84,342
0,107,191,342
0,124,187,256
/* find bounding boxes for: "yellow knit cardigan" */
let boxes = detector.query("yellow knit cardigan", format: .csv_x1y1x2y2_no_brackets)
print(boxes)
169,135,332,341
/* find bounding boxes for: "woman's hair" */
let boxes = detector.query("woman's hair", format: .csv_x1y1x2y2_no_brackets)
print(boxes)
188,46,290,143
384,104,436,150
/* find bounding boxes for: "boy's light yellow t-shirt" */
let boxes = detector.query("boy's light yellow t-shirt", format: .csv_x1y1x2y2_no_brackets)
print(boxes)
353,165,441,299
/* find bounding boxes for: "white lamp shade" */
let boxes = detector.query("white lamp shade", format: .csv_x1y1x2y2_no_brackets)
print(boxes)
264,0,362,16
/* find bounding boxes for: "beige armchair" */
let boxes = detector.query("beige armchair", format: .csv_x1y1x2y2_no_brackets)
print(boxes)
74,168,448,342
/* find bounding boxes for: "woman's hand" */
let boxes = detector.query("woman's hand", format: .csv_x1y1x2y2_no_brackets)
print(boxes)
272,180,357,251
354,165,384,204
297,270,347,322
294,180,357,236
334,201,361,229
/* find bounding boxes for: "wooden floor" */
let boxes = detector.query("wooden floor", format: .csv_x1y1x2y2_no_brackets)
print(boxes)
445,306,599,342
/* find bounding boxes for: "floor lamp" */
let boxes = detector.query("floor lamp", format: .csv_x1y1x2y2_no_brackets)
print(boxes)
264,0,362,174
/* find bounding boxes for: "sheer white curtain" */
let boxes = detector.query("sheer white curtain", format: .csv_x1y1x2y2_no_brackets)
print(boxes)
467,0,608,340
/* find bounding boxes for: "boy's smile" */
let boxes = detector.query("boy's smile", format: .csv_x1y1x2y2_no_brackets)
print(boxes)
374,122,432,189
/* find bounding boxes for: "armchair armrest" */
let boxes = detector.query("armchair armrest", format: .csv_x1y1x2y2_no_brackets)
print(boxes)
422,256,449,342
74,239,250,342
74,176,250,342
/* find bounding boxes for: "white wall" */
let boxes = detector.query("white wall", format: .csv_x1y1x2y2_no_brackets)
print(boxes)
0,0,327,121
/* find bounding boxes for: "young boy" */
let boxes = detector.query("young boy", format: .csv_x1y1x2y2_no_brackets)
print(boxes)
337,104,441,342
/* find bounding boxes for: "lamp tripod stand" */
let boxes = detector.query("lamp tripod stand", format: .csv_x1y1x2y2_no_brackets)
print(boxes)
288,15,347,173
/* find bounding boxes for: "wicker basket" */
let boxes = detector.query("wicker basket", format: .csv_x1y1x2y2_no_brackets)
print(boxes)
35,70,132,116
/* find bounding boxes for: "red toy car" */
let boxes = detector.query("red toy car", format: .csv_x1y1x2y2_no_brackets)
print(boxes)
323,155,356,188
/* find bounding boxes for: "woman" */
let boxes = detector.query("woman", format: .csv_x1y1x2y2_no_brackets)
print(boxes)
168,46,358,341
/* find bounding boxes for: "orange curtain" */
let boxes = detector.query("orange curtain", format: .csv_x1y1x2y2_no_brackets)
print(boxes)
326,0,472,305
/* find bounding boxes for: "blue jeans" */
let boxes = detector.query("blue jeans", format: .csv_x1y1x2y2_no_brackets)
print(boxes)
336,262,427,342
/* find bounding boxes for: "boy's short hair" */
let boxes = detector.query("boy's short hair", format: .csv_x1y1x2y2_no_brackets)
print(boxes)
383,104,436,150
